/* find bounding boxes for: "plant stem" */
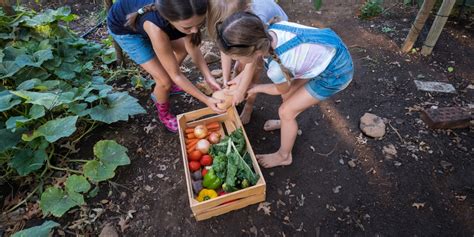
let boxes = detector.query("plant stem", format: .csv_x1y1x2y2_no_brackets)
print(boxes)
5,183,40,213
67,159,89,163
72,121,97,144
48,164,82,174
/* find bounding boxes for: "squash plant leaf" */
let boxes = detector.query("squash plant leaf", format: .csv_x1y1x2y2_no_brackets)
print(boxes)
83,160,116,182
88,92,145,124
94,140,130,168
10,148,47,176
0,90,21,112
0,128,25,153
22,116,78,143
12,220,59,237
40,186,84,217
65,175,91,193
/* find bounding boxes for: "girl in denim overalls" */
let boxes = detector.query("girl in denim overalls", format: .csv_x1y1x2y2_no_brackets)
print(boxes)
216,12,353,168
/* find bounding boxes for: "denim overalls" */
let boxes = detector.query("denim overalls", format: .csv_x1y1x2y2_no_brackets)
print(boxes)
268,23,354,100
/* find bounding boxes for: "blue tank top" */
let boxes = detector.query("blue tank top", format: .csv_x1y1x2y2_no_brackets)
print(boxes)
107,0,186,40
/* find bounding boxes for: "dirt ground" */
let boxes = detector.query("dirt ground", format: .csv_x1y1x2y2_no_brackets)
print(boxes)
7,0,474,236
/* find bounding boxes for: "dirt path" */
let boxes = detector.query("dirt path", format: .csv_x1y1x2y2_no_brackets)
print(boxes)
52,1,473,236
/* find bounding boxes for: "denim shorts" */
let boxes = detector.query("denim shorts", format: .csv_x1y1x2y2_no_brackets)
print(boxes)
304,66,353,101
108,29,155,65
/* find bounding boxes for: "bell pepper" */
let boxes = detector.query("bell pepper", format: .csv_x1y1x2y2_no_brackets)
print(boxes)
202,168,222,189
197,189,218,202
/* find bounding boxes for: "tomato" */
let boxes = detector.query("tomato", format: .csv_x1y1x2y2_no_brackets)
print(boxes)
188,150,202,161
201,168,208,177
200,155,213,166
189,161,201,172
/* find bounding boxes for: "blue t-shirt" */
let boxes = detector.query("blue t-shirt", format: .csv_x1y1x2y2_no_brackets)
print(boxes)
107,0,186,40
251,0,288,24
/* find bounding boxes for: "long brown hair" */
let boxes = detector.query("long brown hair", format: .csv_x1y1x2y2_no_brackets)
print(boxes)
125,0,208,46
206,0,250,40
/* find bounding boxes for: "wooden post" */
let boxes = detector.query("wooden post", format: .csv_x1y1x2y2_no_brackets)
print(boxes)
104,0,125,66
401,0,436,53
421,0,456,56
0,0,14,15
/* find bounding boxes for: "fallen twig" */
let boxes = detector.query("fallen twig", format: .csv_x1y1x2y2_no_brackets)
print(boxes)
388,122,406,144
315,142,338,157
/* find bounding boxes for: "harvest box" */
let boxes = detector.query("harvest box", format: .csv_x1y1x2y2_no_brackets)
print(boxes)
177,107,266,221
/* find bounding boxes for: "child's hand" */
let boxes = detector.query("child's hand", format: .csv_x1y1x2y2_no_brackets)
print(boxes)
204,76,222,91
205,97,226,114
225,87,246,106
246,85,260,97
226,74,242,87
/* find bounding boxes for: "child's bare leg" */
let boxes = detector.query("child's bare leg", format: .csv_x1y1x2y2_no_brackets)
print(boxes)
263,80,308,131
257,85,320,168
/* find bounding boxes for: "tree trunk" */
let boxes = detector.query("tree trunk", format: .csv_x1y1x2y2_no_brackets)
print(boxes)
401,0,436,53
0,0,15,16
421,0,456,56
104,0,125,66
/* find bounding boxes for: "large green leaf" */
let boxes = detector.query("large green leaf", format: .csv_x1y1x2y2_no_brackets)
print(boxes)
0,90,21,112
0,61,21,79
101,48,116,64
17,78,42,90
88,92,145,124
65,175,90,193
94,140,130,168
40,186,84,217
14,48,53,68
10,90,75,109
68,103,89,116
0,128,25,152
23,7,75,27
12,220,59,237
6,105,45,131
22,116,78,143
0,49,4,63
83,160,115,182
54,62,82,80
10,148,47,176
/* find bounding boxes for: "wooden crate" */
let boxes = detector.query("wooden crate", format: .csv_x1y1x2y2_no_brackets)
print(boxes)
177,106,266,221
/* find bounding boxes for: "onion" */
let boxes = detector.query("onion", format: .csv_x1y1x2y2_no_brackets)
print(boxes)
208,132,221,144
196,139,210,154
194,125,208,139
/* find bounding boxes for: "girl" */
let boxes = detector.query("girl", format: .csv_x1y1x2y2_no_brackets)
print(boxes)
216,12,353,168
206,0,288,124
107,0,224,133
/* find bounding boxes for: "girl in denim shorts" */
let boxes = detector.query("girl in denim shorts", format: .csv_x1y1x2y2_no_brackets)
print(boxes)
107,0,224,132
216,12,353,168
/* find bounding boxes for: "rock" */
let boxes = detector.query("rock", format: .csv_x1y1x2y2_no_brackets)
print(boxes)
382,144,397,159
360,113,386,138
204,52,220,64
99,223,119,237
440,160,453,172
211,69,223,78
348,159,357,168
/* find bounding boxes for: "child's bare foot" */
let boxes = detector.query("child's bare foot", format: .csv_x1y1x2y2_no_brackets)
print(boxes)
240,104,253,125
256,152,292,168
263,120,281,131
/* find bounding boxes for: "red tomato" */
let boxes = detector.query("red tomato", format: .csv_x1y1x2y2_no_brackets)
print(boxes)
200,155,213,166
189,161,201,172
201,168,208,177
188,150,202,161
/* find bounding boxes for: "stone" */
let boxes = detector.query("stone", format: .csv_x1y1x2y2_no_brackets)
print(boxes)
99,223,119,237
382,144,397,159
360,113,386,138
204,52,220,64
211,69,223,78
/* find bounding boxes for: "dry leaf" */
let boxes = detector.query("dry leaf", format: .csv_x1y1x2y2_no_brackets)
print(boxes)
118,217,130,233
412,202,425,209
257,202,272,215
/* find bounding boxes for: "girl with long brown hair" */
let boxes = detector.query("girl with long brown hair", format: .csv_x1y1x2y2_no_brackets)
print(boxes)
107,0,224,133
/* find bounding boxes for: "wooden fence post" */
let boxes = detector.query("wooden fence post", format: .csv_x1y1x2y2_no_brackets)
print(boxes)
0,0,15,15
104,0,125,66
401,0,436,53
421,0,456,56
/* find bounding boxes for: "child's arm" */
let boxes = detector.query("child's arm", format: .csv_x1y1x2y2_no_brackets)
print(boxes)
144,23,224,113
221,52,233,86
248,82,290,96
229,62,257,105
185,37,221,90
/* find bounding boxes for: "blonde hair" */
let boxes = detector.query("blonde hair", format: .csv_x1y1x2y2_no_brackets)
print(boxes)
207,0,250,40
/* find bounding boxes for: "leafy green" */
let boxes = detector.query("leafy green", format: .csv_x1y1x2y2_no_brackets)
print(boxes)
22,116,78,143
12,220,59,237
84,140,130,182
40,186,84,217
65,175,91,193
0,128,25,152
10,148,47,176
88,92,146,124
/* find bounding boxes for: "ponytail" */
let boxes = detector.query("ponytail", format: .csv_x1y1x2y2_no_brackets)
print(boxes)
191,32,201,46
124,3,157,31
